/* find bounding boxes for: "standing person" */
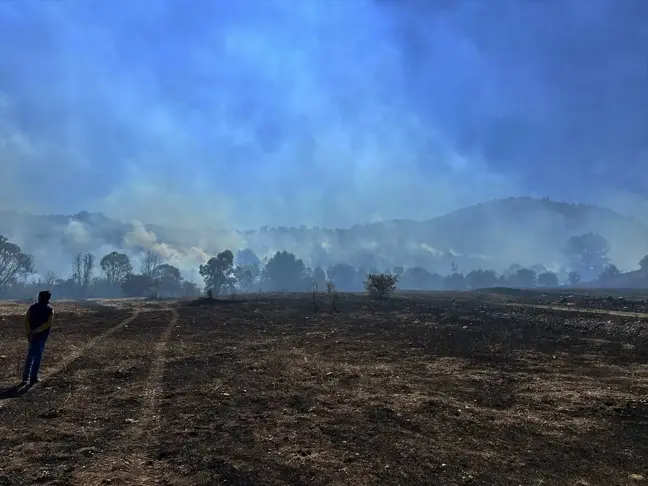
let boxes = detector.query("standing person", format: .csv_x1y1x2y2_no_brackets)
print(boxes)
22,290,54,386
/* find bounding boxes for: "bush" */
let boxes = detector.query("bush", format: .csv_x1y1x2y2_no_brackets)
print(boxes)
364,273,398,299
326,281,339,312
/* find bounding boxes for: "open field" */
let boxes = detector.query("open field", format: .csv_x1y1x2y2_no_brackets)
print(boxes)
1,292,648,485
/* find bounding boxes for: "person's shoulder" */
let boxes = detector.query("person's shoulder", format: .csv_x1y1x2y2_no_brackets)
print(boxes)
28,303,37,311
47,304,54,312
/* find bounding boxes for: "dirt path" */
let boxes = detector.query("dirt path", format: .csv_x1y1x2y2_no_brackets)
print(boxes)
73,307,178,486
0,307,141,411
126,306,178,484
134,307,178,440
504,302,648,319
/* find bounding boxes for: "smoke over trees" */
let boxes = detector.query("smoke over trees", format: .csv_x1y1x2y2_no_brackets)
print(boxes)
563,233,611,282
0,213,645,301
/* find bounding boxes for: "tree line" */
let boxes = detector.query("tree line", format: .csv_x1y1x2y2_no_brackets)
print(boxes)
0,231,646,299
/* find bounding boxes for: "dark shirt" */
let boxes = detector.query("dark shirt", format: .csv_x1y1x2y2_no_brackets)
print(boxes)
25,302,54,341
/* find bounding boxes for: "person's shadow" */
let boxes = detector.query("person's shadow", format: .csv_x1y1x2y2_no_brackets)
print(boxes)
0,383,31,400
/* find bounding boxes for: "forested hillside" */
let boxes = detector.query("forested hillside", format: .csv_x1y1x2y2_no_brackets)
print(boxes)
1,197,646,277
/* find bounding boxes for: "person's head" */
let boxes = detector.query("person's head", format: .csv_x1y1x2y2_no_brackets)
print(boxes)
38,290,51,304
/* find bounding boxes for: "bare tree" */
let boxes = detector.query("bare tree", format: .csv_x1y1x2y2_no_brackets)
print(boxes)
82,253,95,290
72,253,83,287
141,250,161,278
73,252,94,296
43,270,57,287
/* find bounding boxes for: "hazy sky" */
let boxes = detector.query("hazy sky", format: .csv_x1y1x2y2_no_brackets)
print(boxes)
1,0,647,228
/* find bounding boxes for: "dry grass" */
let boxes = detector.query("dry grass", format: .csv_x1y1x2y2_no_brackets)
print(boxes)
0,293,647,485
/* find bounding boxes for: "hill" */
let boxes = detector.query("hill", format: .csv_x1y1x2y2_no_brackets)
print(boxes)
1,197,647,277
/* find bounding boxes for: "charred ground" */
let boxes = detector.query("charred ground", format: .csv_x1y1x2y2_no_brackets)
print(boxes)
0,291,647,485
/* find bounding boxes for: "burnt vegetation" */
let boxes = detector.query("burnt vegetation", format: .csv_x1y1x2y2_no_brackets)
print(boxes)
1,199,648,483
0,292,647,485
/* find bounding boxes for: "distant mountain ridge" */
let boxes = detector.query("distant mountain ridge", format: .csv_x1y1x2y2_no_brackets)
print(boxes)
1,197,647,277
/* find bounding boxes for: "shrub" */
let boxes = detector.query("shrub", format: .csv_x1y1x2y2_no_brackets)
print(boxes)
364,273,398,299
326,281,339,312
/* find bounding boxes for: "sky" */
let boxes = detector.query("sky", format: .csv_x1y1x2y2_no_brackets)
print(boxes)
1,0,647,229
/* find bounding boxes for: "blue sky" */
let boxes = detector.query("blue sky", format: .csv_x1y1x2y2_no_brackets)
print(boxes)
1,0,647,228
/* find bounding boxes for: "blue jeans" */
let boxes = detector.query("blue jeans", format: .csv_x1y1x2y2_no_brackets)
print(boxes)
23,338,47,382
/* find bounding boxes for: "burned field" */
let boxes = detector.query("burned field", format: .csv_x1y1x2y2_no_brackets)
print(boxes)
0,293,647,485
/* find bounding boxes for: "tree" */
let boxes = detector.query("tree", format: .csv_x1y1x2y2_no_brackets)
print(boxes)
568,271,581,286
599,263,621,281
356,267,368,287
43,270,57,287
564,233,610,281
444,272,465,290
153,263,182,296
82,253,95,291
556,266,570,284
352,250,378,272
199,250,235,295
0,236,34,292
312,267,327,290
262,251,307,291
122,273,156,297
53,277,76,298
400,267,443,290
233,264,259,293
73,252,94,296
100,251,133,286
465,269,499,289
507,268,536,288
327,263,357,291
364,273,398,299
72,254,83,287
141,250,161,278
537,271,559,287
309,244,330,269
639,254,648,270
235,248,261,267
504,264,524,277
531,264,548,275
181,280,201,297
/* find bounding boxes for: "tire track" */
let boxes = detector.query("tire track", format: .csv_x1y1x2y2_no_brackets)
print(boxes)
75,306,178,485
0,306,141,410
133,306,177,441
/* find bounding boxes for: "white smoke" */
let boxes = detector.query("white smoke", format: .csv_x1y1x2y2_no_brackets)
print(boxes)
124,221,211,280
